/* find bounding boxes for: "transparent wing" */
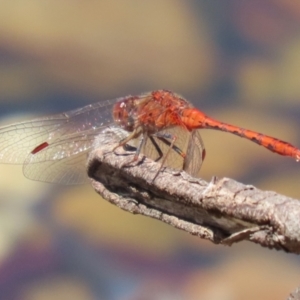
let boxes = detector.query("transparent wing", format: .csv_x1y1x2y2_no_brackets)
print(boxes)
23,151,89,185
0,98,116,164
0,93,148,184
183,129,205,177
21,129,107,184
140,127,205,177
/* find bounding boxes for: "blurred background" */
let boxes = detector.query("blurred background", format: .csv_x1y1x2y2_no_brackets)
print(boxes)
0,1,300,299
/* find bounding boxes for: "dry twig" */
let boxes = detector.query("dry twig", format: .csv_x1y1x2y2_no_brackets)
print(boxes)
88,128,300,254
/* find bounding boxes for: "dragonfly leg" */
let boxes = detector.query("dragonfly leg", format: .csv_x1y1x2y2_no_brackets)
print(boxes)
149,136,163,162
151,132,179,181
113,128,139,152
113,128,147,165
133,133,147,161
153,132,186,158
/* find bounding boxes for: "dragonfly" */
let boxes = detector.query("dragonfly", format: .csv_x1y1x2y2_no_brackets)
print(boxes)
0,90,299,185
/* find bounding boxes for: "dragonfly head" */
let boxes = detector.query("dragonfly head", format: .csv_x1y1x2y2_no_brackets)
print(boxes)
113,97,136,132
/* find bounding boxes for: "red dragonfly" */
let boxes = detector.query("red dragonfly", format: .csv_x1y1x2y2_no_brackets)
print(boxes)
0,90,299,185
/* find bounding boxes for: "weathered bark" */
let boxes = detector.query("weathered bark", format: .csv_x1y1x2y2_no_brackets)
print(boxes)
88,128,300,254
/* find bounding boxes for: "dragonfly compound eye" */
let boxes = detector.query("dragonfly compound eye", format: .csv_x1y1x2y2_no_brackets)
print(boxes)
113,99,135,132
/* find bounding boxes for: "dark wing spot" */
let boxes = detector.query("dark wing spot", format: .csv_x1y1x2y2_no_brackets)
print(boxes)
31,142,49,154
